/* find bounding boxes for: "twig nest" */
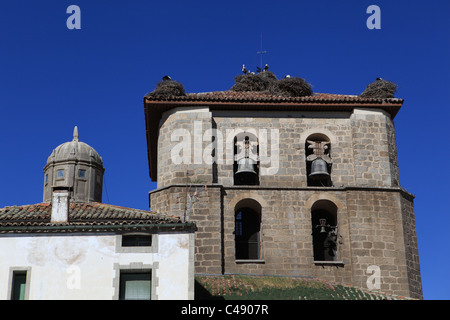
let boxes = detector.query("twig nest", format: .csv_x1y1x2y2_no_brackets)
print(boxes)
360,78,397,99
231,71,277,92
231,71,313,97
268,77,313,97
147,79,186,98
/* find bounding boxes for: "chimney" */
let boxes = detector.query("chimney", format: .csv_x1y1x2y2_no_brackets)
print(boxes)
51,187,70,223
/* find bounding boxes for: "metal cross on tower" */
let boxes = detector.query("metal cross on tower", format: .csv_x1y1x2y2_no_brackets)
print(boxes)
257,32,267,71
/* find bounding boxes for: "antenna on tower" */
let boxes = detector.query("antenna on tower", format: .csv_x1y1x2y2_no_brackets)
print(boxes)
257,32,267,71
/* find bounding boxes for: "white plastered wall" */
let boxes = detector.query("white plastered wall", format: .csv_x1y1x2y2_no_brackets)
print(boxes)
0,232,194,300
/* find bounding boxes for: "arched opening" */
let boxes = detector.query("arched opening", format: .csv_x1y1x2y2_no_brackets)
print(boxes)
311,200,338,261
233,133,259,186
305,133,332,187
234,199,262,260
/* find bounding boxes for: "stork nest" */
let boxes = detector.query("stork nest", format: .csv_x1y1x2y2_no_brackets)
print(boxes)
268,76,313,97
231,71,313,97
360,79,397,99
231,71,277,92
147,80,186,98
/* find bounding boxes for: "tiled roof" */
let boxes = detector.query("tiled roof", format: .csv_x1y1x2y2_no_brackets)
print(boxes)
145,90,403,104
0,202,192,233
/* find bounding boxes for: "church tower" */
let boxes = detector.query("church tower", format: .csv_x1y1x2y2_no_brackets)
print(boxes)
43,126,105,203
144,76,422,299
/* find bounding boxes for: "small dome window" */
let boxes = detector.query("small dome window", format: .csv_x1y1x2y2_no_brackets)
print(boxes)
57,169,65,178
78,169,86,178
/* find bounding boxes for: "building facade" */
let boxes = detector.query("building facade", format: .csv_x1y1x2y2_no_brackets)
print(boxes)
144,88,422,299
0,127,195,300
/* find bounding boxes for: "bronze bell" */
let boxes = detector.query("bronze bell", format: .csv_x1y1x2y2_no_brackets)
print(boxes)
309,157,330,180
235,157,257,175
319,219,327,233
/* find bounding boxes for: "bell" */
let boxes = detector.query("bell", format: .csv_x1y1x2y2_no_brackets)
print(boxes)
235,157,257,175
319,218,327,233
309,158,330,180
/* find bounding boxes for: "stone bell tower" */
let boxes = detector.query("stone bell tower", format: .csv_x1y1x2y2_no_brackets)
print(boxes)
143,76,422,299
43,126,105,203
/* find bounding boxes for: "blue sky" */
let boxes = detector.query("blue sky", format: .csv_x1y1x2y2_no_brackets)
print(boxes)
1,0,449,300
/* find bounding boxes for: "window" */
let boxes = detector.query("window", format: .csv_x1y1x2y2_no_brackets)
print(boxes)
44,174,48,185
235,199,262,260
233,134,259,186
11,271,27,300
94,172,102,202
306,134,332,186
311,200,338,262
119,271,151,300
56,169,65,178
122,235,152,247
78,169,86,178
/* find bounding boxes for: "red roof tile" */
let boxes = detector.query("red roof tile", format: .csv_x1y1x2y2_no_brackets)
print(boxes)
145,90,403,104
0,202,190,233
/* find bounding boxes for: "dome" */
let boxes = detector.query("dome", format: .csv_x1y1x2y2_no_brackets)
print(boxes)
46,126,103,165
43,126,105,203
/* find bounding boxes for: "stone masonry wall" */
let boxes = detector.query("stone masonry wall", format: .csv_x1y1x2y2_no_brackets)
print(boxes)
221,188,353,287
212,110,356,188
149,185,420,298
157,107,213,189
345,188,421,298
350,109,398,187
385,117,401,186
157,108,399,189
400,192,422,298
151,105,421,298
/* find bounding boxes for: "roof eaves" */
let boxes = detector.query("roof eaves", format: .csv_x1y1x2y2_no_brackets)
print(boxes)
0,222,197,234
